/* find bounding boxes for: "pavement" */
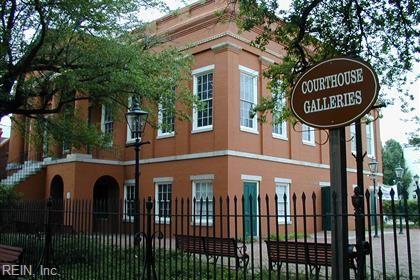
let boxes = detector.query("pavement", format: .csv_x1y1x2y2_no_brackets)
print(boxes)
149,228,420,279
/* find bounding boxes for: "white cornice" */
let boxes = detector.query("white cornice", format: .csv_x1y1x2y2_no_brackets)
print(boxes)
44,150,383,177
179,31,282,59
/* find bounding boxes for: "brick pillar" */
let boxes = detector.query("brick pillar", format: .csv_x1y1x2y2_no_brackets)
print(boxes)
27,118,42,161
71,96,89,154
8,115,26,163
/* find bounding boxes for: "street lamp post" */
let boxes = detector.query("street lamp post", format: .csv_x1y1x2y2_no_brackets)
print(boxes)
126,98,149,239
414,174,419,227
395,165,404,235
368,159,379,238
414,174,419,197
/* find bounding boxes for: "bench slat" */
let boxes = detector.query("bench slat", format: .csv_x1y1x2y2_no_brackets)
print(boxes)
174,235,248,269
0,244,23,265
265,240,355,270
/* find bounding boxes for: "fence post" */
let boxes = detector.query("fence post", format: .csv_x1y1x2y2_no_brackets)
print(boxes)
44,198,53,266
352,188,366,280
141,197,156,280
416,186,420,227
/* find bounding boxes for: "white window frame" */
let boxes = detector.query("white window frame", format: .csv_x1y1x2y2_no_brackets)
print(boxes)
239,65,259,134
366,121,375,158
301,124,315,146
157,92,175,139
350,123,356,153
192,65,215,133
191,179,214,225
123,182,136,222
154,179,173,224
62,141,70,154
126,97,136,144
272,96,288,140
101,104,114,146
275,177,291,224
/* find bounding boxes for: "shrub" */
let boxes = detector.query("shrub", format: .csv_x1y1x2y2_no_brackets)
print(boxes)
382,200,419,224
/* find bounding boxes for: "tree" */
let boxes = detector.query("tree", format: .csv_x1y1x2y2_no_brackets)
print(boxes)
227,0,419,123
408,117,419,148
1,0,193,147
382,139,412,194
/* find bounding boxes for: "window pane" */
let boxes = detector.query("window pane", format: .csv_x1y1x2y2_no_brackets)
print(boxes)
302,124,313,142
193,181,213,221
157,183,172,220
276,184,290,223
103,104,113,135
195,72,213,128
124,185,136,220
240,72,256,129
350,124,356,151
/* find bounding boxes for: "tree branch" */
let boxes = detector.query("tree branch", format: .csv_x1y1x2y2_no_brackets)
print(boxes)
292,0,323,68
12,0,47,78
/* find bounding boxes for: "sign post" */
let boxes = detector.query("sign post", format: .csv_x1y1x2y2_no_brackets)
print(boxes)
329,127,349,279
290,57,379,280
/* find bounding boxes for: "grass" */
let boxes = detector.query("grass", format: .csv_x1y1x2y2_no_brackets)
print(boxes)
0,233,410,279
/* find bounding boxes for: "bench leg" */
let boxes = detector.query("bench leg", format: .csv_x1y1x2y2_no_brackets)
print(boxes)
309,265,321,278
268,260,273,271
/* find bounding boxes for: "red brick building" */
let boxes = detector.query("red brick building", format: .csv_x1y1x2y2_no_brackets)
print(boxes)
3,0,382,235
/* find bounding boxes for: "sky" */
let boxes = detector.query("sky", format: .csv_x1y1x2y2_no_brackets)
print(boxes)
1,0,419,148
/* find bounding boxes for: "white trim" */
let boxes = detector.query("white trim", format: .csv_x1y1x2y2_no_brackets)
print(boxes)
178,31,283,59
272,121,288,140
319,182,331,187
190,174,215,181
192,64,215,75
44,149,383,176
366,121,376,158
271,94,288,140
241,174,262,181
153,177,174,183
101,104,106,133
125,179,135,184
239,65,259,133
301,124,315,146
350,123,357,153
191,179,214,226
192,65,214,133
155,181,172,224
191,126,213,134
274,177,292,184
239,65,259,76
157,132,175,139
259,56,275,64
275,182,291,224
123,184,135,223
157,102,175,138
211,41,242,52
240,126,259,134
101,104,114,146
66,153,92,160
126,97,135,144
272,132,288,140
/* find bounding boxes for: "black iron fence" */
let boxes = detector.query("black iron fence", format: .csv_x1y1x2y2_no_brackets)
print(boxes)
0,187,419,279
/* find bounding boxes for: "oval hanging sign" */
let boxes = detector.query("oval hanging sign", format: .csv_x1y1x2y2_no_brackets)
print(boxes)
290,57,379,129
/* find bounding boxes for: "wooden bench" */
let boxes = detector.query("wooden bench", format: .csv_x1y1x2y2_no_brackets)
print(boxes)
265,240,358,276
0,245,24,275
175,235,249,269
